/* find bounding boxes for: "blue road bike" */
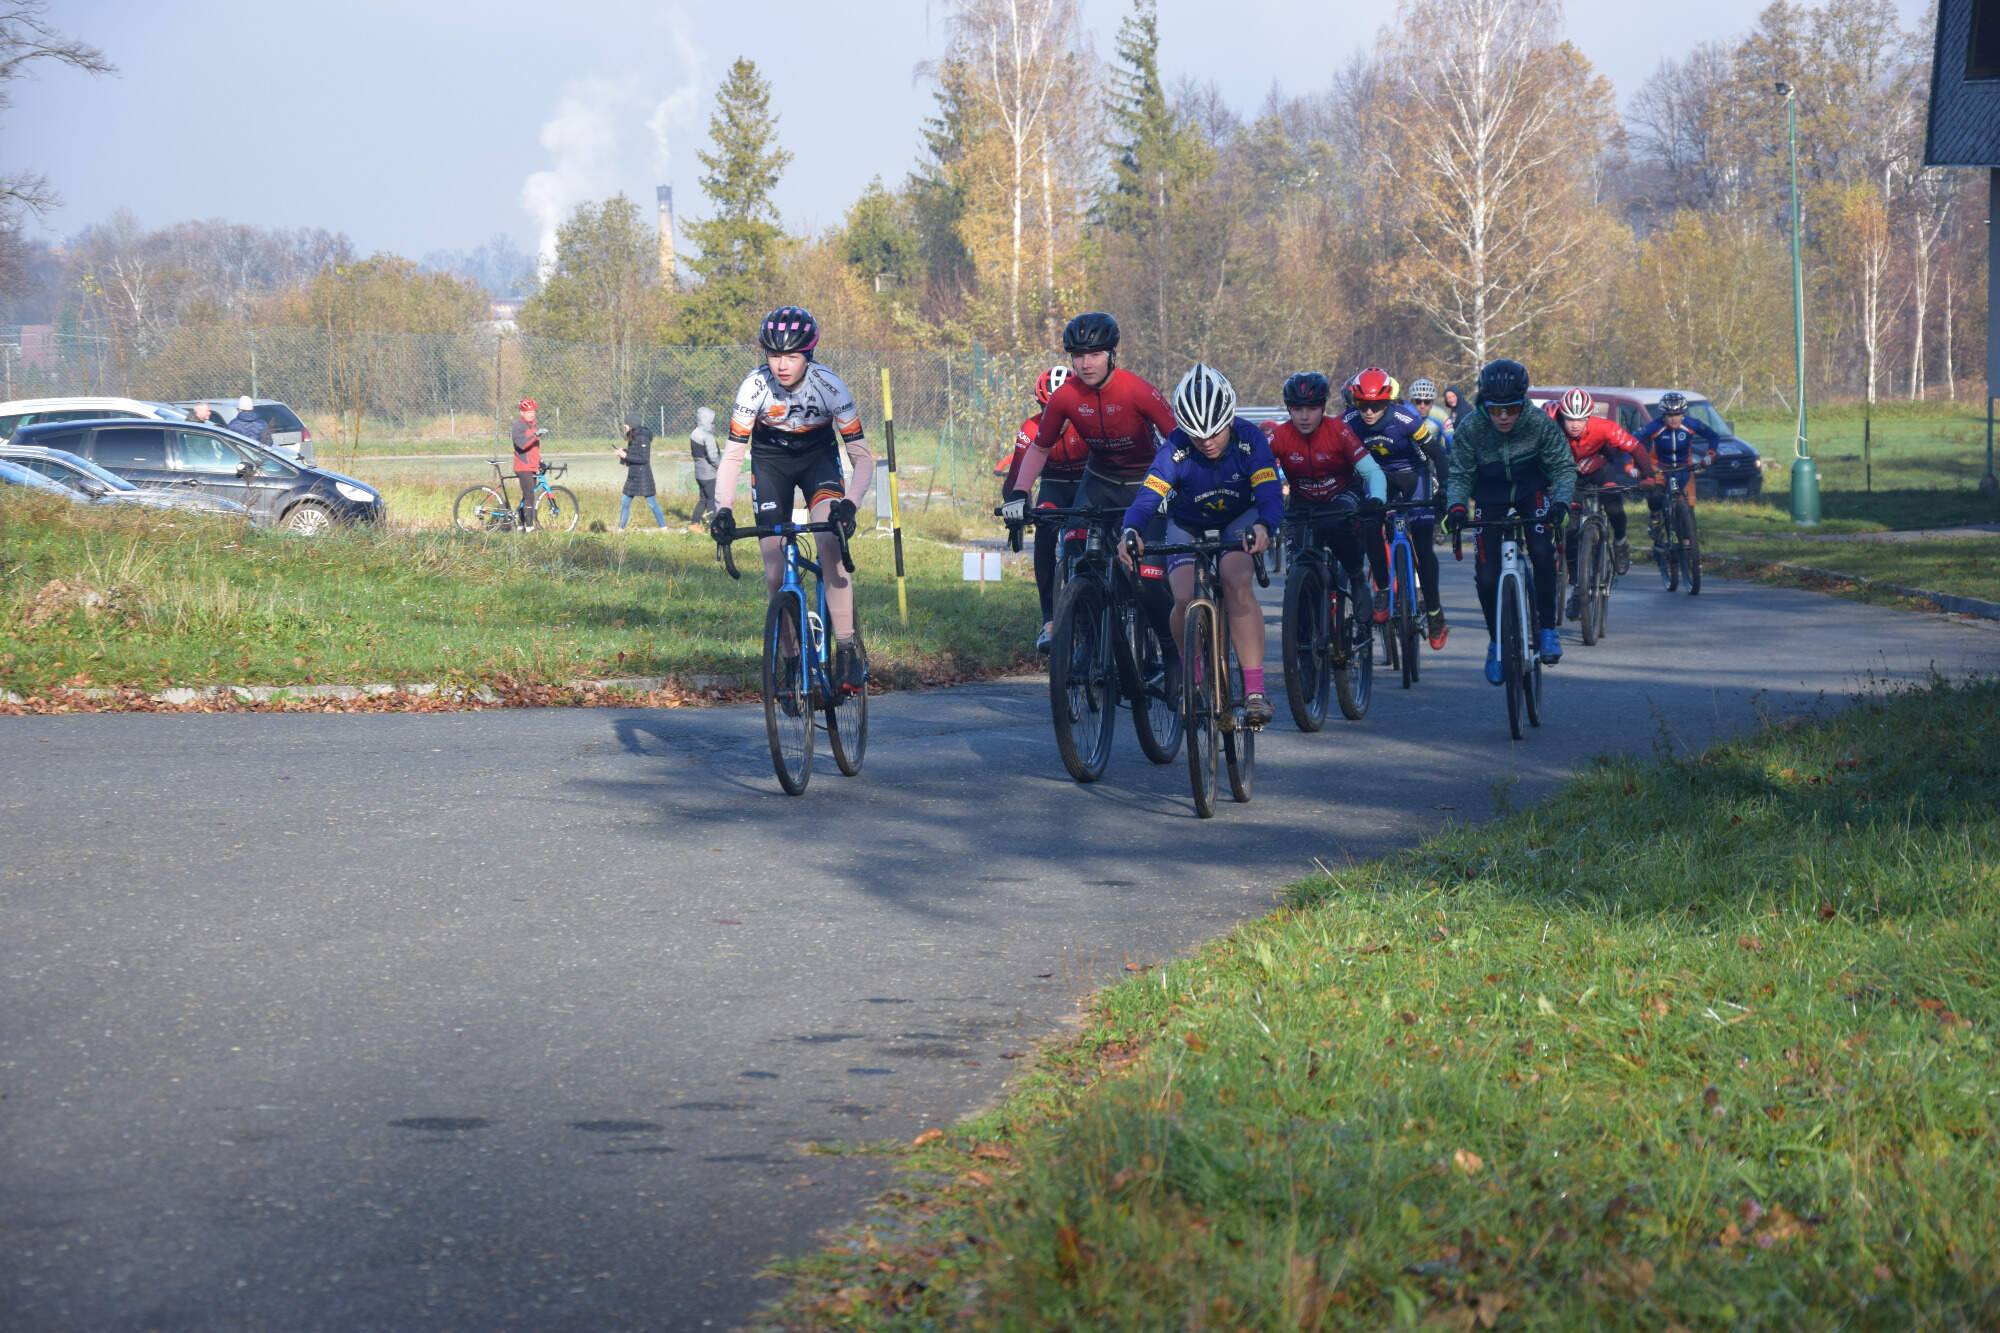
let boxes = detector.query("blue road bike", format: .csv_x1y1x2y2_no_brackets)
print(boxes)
1377,499,1435,689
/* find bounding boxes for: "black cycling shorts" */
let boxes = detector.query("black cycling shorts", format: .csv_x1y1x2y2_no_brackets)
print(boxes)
751,446,844,522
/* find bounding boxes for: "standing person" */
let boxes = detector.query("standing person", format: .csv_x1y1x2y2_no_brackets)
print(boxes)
510,398,546,531
997,366,1088,651
227,395,273,449
1442,357,1576,682
616,413,667,530
688,405,721,525
708,305,875,696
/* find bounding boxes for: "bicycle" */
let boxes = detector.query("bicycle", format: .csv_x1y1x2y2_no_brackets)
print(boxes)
716,519,866,795
1452,512,1544,741
1002,504,1182,782
1567,484,1637,645
1139,531,1269,819
1379,500,1436,690
1278,504,1373,731
1649,468,1705,595
454,460,580,533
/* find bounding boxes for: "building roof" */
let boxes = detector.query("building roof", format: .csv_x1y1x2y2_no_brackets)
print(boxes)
1925,0,2000,167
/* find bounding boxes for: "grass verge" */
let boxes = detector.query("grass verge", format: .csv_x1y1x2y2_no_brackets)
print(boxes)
752,677,2000,1330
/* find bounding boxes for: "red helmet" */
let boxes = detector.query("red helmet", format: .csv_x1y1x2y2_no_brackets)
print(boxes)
518,398,537,412
1351,367,1395,407
1035,364,1071,406
1557,388,1595,420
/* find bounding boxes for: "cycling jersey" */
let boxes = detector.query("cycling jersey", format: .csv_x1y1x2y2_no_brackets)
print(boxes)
1566,417,1657,482
728,363,866,455
1122,418,1284,535
1445,406,1577,511
1032,367,1177,484
1343,402,1449,501
1634,414,1721,472
1266,417,1387,504
998,414,1087,488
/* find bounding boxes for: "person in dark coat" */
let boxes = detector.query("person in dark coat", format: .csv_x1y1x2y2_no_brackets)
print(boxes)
616,413,667,529
227,395,274,448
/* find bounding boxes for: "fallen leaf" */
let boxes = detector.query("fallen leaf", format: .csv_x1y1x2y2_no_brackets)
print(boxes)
1452,1147,1485,1174
1718,1221,1741,1246
1818,903,1838,921
1739,935,1763,952
972,1143,1013,1163
963,1169,994,1187
1054,1224,1086,1280
912,1129,945,1147
1184,1032,1208,1052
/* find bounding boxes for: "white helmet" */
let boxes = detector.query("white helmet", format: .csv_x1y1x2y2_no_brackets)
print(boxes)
1172,363,1237,441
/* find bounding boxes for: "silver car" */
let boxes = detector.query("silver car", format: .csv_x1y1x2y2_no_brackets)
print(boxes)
175,398,312,462
0,445,254,520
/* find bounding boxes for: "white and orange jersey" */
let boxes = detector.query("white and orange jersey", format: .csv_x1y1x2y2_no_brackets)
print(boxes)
728,363,865,455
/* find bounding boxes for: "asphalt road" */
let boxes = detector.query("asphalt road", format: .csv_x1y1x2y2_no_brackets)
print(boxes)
4,563,1996,1331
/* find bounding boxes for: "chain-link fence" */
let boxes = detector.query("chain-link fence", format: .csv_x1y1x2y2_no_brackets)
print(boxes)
0,324,1055,508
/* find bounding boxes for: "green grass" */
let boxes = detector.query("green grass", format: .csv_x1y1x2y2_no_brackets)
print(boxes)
0,491,1035,696
752,677,2000,1330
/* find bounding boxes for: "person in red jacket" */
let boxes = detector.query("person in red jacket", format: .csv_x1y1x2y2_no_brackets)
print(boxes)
997,366,1090,650
1265,371,1392,635
1551,388,1659,613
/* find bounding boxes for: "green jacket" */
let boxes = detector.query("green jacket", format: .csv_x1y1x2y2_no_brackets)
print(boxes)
1445,404,1577,511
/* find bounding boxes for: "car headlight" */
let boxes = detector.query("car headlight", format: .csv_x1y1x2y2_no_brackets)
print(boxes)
334,481,378,503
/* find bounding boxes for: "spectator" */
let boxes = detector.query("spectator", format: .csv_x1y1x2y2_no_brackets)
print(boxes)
688,405,720,525
227,395,273,448
616,413,667,530
187,401,222,429
1441,385,1467,427
511,398,545,531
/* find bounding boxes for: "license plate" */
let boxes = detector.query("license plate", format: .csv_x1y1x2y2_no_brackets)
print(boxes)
1723,487,1748,497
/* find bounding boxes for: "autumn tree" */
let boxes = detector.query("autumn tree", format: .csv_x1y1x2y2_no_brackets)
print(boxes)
0,2,113,295
678,58,791,345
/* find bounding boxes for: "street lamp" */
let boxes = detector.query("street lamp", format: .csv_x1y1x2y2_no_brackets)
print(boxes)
1776,81,1820,524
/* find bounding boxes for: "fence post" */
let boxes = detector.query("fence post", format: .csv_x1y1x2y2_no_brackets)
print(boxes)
881,367,908,628
249,329,258,398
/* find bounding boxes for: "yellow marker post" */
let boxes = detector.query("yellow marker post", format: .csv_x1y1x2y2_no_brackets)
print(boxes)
879,367,909,627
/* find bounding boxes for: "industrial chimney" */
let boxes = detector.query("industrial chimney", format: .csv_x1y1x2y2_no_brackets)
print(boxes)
656,185,676,286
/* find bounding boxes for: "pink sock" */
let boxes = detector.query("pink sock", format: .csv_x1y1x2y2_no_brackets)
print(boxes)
1243,667,1264,695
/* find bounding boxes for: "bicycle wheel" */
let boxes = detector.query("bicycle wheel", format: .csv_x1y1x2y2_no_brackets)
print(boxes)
1522,573,1543,729
1678,502,1701,594
454,485,511,533
1047,577,1116,783
1397,552,1420,689
1128,610,1183,764
1380,592,1399,672
1333,577,1372,720
1184,603,1219,819
762,594,814,794
1576,523,1603,645
1658,510,1680,591
534,486,580,533
1223,636,1253,804
1500,578,1524,741
825,626,868,777
1280,561,1330,732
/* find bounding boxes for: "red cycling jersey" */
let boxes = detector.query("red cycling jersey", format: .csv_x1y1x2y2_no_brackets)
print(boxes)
1566,416,1657,481
997,414,1087,488
1267,416,1370,502
1032,366,1176,484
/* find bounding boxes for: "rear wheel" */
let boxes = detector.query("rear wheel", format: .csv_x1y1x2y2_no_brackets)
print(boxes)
1048,578,1116,783
1128,610,1183,764
1500,578,1524,740
453,485,511,532
1184,603,1219,819
1678,502,1701,594
1280,561,1330,732
536,485,581,532
763,595,813,794
824,626,867,776
1332,575,1372,720
1576,523,1603,645
1223,637,1253,804
1522,574,1543,729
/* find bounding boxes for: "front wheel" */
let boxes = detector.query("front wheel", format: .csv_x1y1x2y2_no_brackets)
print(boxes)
536,485,580,532
454,485,511,532
1500,578,1524,741
1576,523,1603,645
283,501,336,536
1397,562,1421,688
763,595,814,794
1048,578,1116,783
825,627,867,776
1184,603,1219,819
1280,561,1330,732
1678,502,1701,594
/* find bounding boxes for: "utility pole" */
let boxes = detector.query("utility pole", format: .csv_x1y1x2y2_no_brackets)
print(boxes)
1777,82,1820,524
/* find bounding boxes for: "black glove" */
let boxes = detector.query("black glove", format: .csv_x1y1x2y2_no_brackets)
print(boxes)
830,498,858,543
1432,492,1448,520
1357,495,1386,519
709,507,735,543
1545,503,1567,534
1444,504,1469,536
1000,489,1029,523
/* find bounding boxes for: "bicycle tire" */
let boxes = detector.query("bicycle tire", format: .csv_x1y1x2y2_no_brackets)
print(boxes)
1397,551,1420,688
825,626,867,776
1660,508,1681,592
763,594,814,794
1679,502,1701,594
1381,600,1399,672
1047,577,1116,783
1522,571,1543,729
454,485,511,533
1223,637,1253,804
1577,522,1603,645
1185,603,1219,819
1128,611,1183,764
1593,521,1614,637
1280,561,1329,732
534,485,580,533
1333,575,1371,720
1500,578,1524,741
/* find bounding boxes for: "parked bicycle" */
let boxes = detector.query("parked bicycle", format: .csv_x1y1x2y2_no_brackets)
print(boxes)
716,518,866,795
454,460,580,533
1278,503,1372,731
1568,484,1638,645
1650,468,1705,595
1002,504,1182,782
1378,500,1436,689
1139,531,1269,819
1453,512,1544,741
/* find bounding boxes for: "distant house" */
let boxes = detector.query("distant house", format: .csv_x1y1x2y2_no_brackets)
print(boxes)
488,298,525,328
18,325,56,371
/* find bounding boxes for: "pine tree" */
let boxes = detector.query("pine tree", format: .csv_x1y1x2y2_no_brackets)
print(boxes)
678,58,792,346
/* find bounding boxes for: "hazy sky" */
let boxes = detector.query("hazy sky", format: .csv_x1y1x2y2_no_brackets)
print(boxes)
10,0,1931,265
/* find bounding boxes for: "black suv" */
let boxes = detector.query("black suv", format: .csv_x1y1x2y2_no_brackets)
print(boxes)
9,419,385,533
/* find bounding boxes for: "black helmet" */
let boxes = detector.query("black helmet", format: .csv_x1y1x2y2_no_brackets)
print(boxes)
757,305,820,355
1281,371,1331,408
1061,311,1120,354
1659,390,1688,414
1475,358,1529,407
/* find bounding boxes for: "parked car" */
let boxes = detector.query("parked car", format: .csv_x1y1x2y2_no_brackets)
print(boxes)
0,396,189,442
174,398,312,462
1527,385,1763,500
0,444,254,520
9,419,384,533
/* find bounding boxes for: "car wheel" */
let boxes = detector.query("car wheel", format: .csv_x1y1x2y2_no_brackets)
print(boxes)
284,501,335,536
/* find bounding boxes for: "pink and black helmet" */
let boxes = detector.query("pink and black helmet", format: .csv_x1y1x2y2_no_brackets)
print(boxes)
758,305,820,356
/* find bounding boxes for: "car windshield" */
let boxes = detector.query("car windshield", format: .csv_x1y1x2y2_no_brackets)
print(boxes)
1651,399,1728,434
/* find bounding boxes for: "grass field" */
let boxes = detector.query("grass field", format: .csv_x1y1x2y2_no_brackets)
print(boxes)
0,491,1034,698
753,676,2000,1330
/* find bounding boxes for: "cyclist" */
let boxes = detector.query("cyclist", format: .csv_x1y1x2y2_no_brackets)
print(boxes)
1118,364,1284,728
510,397,546,532
1001,311,1180,662
709,305,875,696
1442,357,1576,681
997,366,1090,651
1634,390,1721,546
1409,378,1453,442
1266,370,1388,633
1342,367,1451,649
1552,388,1659,610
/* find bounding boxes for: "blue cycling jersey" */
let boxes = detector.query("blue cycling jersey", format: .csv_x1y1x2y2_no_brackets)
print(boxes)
1634,415,1721,472
1122,417,1285,535
1342,403,1443,475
